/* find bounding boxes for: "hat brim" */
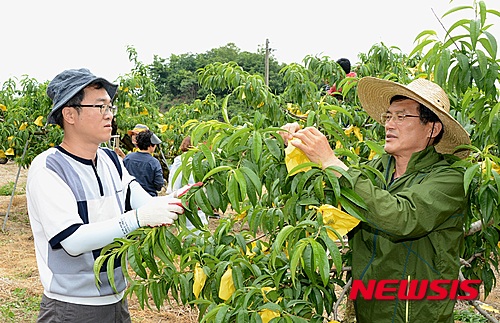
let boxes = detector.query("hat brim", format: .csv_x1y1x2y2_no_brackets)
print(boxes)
151,133,162,145
357,77,470,158
127,124,149,135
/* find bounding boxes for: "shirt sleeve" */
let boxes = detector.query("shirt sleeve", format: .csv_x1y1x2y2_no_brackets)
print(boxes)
26,165,83,243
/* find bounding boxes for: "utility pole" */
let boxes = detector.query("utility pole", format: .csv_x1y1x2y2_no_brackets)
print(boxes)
265,39,270,86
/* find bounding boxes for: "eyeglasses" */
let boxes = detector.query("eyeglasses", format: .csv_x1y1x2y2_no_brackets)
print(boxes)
72,104,118,116
380,112,419,124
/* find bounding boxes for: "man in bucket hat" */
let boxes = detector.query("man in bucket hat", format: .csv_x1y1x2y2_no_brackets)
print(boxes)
280,77,470,322
26,68,186,322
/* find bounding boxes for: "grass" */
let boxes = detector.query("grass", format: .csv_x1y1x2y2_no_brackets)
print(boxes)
0,288,40,322
0,182,25,196
454,307,489,322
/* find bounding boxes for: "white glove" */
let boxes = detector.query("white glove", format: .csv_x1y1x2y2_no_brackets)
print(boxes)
136,196,184,227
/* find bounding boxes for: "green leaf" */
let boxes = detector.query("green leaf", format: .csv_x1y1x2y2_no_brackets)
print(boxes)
221,96,230,124
141,237,159,275
288,162,319,177
153,236,170,266
302,243,316,284
226,126,251,151
106,253,117,292
493,170,500,202
129,244,147,279
264,137,282,160
311,239,329,286
270,225,295,259
295,168,321,194
464,163,480,194
234,168,247,200
206,181,222,211
320,229,342,275
202,165,233,182
179,274,191,304
239,166,262,196
151,281,164,310
215,304,230,323
199,143,216,169
290,240,308,284
194,188,214,223
93,254,107,287
252,130,263,163
232,265,244,290
227,173,241,213
489,102,500,127
470,19,480,49
165,228,183,255
341,186,368,210
313,175,324,201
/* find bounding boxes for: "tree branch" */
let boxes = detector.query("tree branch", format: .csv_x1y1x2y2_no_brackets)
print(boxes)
466,219,495,236
459,271,499,323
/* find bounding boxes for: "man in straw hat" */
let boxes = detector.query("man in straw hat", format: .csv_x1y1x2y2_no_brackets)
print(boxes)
280,76,470,322
26,68,187,322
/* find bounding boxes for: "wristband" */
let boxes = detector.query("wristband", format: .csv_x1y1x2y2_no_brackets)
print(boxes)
135,209,141,227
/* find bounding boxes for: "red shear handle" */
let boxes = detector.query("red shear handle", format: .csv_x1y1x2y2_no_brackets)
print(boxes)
176,181,203,198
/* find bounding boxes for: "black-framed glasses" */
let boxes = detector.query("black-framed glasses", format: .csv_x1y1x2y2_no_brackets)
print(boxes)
381,112,419,124
72,104,118,116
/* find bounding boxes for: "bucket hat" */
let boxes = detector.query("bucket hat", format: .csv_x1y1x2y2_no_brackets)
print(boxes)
150,132,162,145
357,77,470,159
46,68,118,124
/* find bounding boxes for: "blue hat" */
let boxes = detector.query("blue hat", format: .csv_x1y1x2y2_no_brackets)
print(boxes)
46,68,118,124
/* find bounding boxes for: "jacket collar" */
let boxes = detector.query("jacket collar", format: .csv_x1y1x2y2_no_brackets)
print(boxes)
382,146,442,180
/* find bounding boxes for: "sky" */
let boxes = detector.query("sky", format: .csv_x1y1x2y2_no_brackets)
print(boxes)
1,0,499,84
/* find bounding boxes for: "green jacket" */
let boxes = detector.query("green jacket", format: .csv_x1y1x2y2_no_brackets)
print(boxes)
346,146,466,323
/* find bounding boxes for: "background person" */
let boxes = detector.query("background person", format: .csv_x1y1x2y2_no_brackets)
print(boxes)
327,57,357,98
123,130,165,197
26,68,185,323
281,76,470,322
114,123,149,158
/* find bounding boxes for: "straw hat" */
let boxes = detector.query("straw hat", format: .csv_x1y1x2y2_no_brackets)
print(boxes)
127,124,149,136
357,77,470,159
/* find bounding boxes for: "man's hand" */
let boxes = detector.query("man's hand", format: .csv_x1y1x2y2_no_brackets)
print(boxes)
278,122,302,146
288,126,349,174
136,196,184,227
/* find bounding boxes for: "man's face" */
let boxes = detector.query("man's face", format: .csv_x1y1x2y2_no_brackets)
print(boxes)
384,99,437,159
71,86,113,144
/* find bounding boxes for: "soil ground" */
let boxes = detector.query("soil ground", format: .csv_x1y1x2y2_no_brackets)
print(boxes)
1,160,499,322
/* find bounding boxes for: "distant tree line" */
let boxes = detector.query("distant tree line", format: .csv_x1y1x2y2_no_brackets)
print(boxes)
147,42,287,110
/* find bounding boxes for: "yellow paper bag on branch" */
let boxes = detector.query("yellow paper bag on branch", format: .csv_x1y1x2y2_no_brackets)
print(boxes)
284,139,311,175
316,204,360,239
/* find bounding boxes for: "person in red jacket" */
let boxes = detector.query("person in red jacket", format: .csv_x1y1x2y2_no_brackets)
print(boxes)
328,58,357,98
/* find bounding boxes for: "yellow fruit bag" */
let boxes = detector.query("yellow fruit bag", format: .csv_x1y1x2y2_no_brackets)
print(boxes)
284,139,311,175
193,263,207,298
316,204,360,239
218,266,236,301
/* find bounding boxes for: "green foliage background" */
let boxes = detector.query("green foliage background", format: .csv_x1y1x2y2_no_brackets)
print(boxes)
1,1,499,322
